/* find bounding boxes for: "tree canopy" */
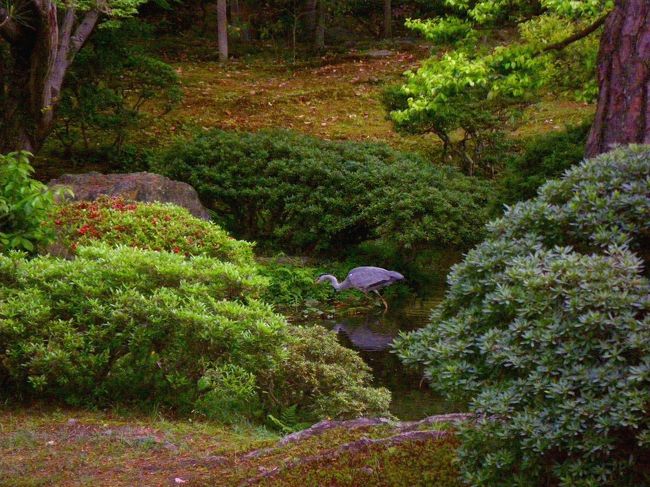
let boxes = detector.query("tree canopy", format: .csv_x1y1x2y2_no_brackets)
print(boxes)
386,0,612,173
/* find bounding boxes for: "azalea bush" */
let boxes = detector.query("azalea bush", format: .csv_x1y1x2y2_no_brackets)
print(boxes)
0,152,60,253
395,145,650,485
51,197,253,265
0,243,390,422
152,129,491,257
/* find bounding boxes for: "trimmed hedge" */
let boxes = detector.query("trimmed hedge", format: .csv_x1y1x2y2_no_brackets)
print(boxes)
152,129,491,256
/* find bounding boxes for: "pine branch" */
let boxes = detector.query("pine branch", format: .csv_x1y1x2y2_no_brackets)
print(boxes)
542,13,609,53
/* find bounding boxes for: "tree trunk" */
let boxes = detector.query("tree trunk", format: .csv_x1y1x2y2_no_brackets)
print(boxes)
382,0,392,39
0,3,100,155
305,0,318,36
586,0,650,157
314,0,325,51
217,0,229,63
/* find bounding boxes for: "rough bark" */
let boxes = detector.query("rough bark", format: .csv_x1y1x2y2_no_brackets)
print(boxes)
0,0,100,154
217,0,228,63
586,0,650,157
382,0,392,39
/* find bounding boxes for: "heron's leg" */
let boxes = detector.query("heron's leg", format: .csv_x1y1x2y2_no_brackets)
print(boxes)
374,290,389,312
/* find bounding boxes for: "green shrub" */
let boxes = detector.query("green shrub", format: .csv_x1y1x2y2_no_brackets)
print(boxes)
151,129,491,257
395,145,650,486
262,325,391,420
0,243,390,422
52,197,253,265
497,123,590,205
0,244,272,409
0,152,60,253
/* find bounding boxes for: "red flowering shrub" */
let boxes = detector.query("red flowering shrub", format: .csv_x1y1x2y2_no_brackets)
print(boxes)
52,197,253,264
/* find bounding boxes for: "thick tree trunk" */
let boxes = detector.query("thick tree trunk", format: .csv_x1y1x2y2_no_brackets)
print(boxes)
217,0,229,62
382,0,392,39
314,0,325,51
0,3,99,155
586,0,650,157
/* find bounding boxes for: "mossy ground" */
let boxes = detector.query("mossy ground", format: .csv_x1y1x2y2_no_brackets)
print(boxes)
0,407,463,486
147,39,595,153
36,36,594,181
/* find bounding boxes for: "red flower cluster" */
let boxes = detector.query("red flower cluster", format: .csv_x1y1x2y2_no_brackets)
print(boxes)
77,224,101,238
109,197,138,212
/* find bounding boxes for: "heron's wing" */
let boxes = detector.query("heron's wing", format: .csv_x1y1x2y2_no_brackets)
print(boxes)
347,267,397,290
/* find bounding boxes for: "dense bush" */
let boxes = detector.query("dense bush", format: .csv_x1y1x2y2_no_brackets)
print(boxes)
0,152,61,253
497,123,590,205
51,197,253,265
0,243,390,421
395,145,650,485
152,129,491,256
0,244,270,409
263,326,391,420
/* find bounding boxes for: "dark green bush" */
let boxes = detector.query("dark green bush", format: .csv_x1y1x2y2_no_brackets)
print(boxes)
0,243,390,422
152,129,491,257
497,123,590,205
395,145,650,486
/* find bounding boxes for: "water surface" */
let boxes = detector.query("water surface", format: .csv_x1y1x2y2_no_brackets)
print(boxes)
322,289,464,420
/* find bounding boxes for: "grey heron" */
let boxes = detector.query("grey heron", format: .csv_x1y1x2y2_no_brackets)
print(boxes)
316,266,404,311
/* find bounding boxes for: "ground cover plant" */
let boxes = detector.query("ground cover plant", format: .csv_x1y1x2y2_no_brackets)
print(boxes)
153,129,492,257
396,145,650,485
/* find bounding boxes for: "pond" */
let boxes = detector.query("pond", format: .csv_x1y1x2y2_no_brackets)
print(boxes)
321,286,465,420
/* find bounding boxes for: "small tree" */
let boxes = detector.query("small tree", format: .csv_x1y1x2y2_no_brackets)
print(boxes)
386,0,650,171
395,145,650,485
52,20,181,157
0,0,148,154
217,0,228,62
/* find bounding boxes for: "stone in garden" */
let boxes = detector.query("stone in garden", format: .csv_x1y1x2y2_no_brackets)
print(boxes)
48,172,210,220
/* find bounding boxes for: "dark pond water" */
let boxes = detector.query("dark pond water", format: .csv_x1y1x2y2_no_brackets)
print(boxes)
322,287,464,420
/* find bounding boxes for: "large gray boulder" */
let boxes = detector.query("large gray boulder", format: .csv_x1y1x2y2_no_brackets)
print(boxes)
48,172,211,220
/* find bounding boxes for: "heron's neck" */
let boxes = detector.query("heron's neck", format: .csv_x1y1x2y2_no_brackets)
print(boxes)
322,274,347,291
